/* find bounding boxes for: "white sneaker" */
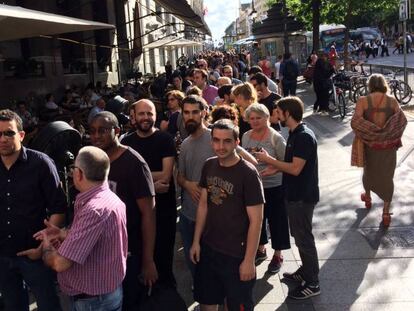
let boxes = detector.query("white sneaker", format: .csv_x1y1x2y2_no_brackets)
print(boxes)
320,111,329,116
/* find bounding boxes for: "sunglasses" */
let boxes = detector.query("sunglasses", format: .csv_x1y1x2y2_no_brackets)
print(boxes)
0,130,17,138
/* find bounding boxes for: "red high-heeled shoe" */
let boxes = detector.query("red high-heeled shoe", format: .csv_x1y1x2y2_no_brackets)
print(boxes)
360,193,372,209
382,213,393,228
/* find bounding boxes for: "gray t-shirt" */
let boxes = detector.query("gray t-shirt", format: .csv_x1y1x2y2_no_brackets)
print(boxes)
242,127,286,188
179,129,215,220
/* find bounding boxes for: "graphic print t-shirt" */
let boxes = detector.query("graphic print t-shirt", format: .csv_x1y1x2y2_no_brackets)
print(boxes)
199,157,265,259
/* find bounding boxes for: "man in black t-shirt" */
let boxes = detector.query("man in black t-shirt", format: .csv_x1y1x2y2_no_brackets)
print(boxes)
255,97,320,300
89,111,157,310
122,99,177,286
250,72,282,131
190,119,264,311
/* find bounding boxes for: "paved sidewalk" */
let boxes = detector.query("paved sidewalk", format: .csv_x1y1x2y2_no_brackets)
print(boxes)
174,83,414,311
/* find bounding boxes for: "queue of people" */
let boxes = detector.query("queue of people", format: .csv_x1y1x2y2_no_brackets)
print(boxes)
0,46,406,311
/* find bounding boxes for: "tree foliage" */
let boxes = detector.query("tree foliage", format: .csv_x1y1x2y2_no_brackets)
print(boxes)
266,0,400,30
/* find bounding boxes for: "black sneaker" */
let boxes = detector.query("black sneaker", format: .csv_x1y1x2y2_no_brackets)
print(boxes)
288,281,321,300
267,255,283,274
255,248,267,265
282,270,304,283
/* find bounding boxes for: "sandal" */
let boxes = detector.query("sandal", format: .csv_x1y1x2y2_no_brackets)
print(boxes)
382,212,393,228
360,193,372,209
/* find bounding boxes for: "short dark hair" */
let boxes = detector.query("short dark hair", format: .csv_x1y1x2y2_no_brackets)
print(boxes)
250,72,268,86
248,66,263,75
211,119,239,141
218,84,233,99
276,96,304,122
283,52,292,60
90,111,119,128
182,95,208,111
0,109,23,131
210,105,239,124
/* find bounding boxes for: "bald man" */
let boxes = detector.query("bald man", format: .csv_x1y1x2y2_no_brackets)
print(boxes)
121,99,177,286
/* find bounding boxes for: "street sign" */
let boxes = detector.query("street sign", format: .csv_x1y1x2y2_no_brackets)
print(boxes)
400,0,408,21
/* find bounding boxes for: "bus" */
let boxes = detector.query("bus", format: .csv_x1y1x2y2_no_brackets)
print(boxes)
305,24,346,54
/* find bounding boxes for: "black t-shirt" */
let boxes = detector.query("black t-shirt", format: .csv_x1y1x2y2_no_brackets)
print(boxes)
121,130,177,214
199,157,265,259
259,92,281,131
283,123,319,203
108,147,155,254
259,92,280,115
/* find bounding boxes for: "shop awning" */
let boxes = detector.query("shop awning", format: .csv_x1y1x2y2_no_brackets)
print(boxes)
154,0,211,36
165,38,202,47
233,36,256,45
0,4,115,41
144,37,202,49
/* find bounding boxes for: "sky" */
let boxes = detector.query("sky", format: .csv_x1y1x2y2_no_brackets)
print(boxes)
204,0,251,43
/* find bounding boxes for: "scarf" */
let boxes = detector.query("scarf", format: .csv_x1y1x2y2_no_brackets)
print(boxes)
350,109,407,167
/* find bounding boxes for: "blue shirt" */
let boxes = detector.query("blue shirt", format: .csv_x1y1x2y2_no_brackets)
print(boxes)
0,147,66,256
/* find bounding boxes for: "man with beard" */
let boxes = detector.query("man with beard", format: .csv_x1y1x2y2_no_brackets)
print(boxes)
89,111,157,310
177,95,214,281
255,97,320,300
250,72,281,131
178,96,257,283
121,99,177,286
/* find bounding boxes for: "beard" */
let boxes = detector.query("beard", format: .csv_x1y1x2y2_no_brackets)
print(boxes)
185,120,201,134
136,120,154,132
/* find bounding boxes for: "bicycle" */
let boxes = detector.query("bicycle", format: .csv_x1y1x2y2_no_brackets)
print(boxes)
328,77,347,119
385,70,412,105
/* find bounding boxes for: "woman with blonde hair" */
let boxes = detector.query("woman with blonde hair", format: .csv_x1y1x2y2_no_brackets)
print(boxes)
232,82,258,138
351,74,407,227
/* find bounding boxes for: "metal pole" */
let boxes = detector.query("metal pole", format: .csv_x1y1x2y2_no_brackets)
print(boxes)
403,20,408,84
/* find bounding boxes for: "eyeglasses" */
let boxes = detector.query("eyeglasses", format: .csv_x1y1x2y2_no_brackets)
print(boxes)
0,130,17,138
89,127,113,135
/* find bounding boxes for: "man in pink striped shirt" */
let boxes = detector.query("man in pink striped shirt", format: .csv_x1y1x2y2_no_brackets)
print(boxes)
36,146,128,311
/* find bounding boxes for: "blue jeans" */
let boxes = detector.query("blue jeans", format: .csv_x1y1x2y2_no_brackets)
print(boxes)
70,286,123,311
178,213,195,279
0,256,61,311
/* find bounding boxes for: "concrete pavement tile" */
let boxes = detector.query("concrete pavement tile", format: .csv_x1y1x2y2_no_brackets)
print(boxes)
255,303,315,311
313,303,414,311
254,278,285,304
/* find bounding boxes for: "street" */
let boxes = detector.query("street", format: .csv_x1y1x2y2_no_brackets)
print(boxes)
174,82,414,311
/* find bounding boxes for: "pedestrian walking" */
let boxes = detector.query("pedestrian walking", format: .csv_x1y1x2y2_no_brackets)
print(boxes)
313,53,335,115
351,74,407,227
280,53,300,96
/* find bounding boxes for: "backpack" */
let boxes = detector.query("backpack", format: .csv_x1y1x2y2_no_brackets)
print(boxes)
283,61,298,81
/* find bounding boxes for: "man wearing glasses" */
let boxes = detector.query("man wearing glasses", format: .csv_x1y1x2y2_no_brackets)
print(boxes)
0,109,66,311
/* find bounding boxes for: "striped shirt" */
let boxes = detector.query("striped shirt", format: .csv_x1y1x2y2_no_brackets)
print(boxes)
57,182,128,296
